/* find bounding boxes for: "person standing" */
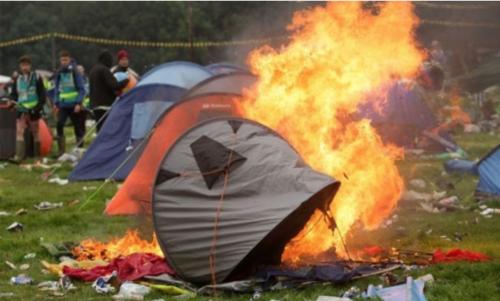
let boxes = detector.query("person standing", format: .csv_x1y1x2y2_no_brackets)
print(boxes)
8,55,46,160
53,50,86,155
89,50,128,133
111,49,139,79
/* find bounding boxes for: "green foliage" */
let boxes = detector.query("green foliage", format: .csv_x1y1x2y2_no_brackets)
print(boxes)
0,1,315,75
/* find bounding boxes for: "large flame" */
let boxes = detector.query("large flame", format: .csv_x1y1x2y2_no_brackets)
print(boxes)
242,2,424,263
73,230,163,261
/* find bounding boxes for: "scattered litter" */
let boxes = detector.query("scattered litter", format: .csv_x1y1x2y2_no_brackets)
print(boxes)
409,179,426,190
464,124,481,133
0,163,8,169
5,261,17,270
41,242,76,258
15,209,27,215
68,199,80,206
0,292,14,297
402,190,446,202
92,273,117,294
24,253,36,259
480,208,500,217
48,177,69,186
113,282,150,300
0,211,10,217
6,222,23,232
34,201,63,211
38,276,76,294
317,296,352,301
342,286,361,299
420,202,439,213
363,276,427,301
19,264,30,270
438,196,458,206
143,283,193,296
82,186,97,191
248,290,261,301
57,153,79,163
10,274,33,285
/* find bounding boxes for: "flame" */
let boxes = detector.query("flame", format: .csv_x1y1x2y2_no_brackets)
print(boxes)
242,2,424,263
73,229,163,261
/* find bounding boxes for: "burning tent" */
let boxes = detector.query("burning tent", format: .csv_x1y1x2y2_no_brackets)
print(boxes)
105,72,257,215
152,117,340,284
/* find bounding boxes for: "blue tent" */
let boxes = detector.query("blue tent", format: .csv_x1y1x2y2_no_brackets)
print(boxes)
69,62,213,181
358,80,457,150
206,63,248,75
476,145,500,196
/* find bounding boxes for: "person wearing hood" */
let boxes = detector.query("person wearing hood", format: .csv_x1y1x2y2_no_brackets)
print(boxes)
111,49,139,79
53,50,86,155
89,50,129,133
8,55,46,160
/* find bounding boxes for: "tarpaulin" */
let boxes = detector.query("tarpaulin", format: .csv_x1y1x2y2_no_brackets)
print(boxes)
257,264,378,284
432,249,491,263
63,253,174,281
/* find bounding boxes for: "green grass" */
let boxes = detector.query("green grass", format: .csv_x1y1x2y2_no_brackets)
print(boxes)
0,129,499,300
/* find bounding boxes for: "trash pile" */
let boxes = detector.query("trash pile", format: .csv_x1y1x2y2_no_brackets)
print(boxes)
4,225,485,301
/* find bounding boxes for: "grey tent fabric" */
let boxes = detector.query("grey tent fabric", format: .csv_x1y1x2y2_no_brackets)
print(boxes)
182,72,257,100
152,118,340,285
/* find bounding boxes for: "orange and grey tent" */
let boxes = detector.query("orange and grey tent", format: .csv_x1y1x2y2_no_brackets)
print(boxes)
105,72,257,215
152,117,340,284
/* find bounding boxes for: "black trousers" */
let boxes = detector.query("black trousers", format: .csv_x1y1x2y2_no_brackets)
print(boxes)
57,107,85,145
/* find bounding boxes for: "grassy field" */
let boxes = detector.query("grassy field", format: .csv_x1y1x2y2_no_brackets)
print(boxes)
0,130,498,301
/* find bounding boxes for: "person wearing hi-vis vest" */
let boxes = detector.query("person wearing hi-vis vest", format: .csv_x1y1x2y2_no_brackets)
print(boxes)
8,55,46,160
53,50,86,156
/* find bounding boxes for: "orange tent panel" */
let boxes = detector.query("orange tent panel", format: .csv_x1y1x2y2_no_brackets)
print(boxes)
105,94,243,215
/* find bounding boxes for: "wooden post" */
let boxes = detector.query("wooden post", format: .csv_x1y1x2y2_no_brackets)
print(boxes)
187,3,194,61
51,34,56,71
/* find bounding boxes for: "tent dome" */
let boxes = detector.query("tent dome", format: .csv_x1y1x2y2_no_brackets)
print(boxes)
152,117,340,284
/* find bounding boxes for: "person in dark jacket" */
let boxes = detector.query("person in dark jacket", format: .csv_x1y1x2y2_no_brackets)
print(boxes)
8,55,46,160
54,50,86,155
89,50,128,132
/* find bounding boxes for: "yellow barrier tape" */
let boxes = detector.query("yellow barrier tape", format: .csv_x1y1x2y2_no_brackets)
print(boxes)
0,32,286,49
1,19,500,50
421,19,500,29
415,1,500,10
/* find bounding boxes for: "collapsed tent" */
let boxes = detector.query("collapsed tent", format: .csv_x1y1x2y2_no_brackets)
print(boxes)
69,62,213,181
152,117,340,284
105,72,257,215
206,63,248,75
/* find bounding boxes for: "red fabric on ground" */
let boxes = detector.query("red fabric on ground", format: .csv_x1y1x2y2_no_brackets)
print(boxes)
363,245,384,257
432,248,491,263
63,253,175,281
